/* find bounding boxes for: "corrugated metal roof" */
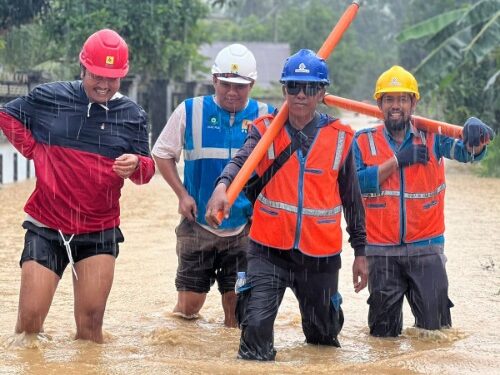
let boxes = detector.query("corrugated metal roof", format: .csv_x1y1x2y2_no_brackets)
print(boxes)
199,42,290,88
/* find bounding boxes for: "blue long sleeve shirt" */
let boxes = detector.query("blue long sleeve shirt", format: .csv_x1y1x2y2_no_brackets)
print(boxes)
353,123,486,255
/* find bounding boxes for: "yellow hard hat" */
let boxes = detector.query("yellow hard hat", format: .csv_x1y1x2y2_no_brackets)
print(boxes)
373,65,420,100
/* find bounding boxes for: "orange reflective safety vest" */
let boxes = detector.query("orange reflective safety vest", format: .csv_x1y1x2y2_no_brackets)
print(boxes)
249,114,354,257
356,124,446,245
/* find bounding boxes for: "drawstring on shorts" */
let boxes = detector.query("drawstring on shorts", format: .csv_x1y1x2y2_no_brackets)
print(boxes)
58,230,78,280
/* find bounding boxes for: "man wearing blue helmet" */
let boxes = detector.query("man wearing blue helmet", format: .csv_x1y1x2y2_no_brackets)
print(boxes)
205,49,368,360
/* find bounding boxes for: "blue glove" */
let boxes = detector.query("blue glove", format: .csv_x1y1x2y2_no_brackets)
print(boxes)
463,117,495,148
395,144,429,167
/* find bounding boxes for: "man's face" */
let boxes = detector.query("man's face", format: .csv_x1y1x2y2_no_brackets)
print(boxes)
81,69,121,104
213,77,253,113
283,81,325,119
378,93,416,132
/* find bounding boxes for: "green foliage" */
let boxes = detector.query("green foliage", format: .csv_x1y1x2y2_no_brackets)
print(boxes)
41,0,209,80
396,0,500,177
203,0,400,101
414,0,499,81
438,52,499,131
396,8,468,43
0,0,210,81
199,15,273,42
0,22,57,75
479,137,500,177
0,0,49,33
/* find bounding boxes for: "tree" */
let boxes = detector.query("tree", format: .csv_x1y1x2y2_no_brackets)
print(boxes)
202,0,402,101
0,0,211,144
395,0,499,126
0,0,49,35
39,0,209,81
396,0,500,177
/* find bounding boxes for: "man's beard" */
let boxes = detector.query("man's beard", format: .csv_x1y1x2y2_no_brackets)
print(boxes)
384,114,410,132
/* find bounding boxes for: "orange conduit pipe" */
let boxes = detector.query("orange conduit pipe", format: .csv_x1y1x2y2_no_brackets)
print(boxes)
323,94,463,138
217,1,361,222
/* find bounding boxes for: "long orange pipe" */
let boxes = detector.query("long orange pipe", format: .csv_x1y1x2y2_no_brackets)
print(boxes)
323,94,463,138
217,1,361,221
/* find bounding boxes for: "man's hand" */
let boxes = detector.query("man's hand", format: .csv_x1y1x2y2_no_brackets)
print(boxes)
205,183,230,228
463,117,495,152
113,154,139,179
178,193,197,221
395,144,429,167
352,255,368,293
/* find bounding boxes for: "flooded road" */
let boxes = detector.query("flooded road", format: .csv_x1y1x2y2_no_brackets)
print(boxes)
1,115,499,374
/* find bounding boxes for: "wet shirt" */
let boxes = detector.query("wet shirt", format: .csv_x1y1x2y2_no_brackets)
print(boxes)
353,123,486,256
0,80,155,234
218,112,366,260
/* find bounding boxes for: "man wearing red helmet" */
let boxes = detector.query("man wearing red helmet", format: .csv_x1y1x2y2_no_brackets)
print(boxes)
0,29,155,343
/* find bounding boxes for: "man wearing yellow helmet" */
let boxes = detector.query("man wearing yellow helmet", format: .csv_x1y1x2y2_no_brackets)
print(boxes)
353,65,495,337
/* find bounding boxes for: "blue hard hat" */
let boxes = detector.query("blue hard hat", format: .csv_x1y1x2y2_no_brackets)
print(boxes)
280,49,330,85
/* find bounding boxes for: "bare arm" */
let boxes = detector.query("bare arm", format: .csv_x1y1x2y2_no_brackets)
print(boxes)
154,156,196,221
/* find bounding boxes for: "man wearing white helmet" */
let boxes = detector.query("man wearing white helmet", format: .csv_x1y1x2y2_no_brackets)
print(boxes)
153,44,274,327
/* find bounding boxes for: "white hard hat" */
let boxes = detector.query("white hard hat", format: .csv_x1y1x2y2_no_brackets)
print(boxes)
211,43,257,84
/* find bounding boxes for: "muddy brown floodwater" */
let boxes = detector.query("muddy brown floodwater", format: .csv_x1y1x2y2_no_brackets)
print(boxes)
1,114,499,374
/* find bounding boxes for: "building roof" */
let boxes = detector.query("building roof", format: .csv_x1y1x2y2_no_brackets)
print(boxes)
198,42,290,89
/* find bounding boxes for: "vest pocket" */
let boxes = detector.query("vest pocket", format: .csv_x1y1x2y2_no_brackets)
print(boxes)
423,200,438,209
367,203,386,208
258,206,278,216
317,218,337,224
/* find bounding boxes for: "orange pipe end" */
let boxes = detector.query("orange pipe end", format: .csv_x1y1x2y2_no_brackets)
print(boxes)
323,94,463,139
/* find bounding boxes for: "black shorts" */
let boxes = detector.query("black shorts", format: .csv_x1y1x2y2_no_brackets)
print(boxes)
20,221,124,278
175,219,249,294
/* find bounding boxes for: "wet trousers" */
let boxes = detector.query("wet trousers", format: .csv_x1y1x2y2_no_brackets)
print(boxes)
367,253,453,337
237,247,344,361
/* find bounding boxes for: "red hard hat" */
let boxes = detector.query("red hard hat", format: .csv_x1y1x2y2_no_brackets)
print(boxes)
79,29,129,78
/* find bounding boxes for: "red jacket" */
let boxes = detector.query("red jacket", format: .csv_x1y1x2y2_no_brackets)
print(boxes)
0,81,155,234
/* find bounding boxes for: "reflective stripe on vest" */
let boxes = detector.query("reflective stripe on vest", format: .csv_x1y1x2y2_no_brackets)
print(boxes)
257,194,343,216
332,131,346,170
367,131,377,156
263,118,276,160
184,97,269,161
181,96,272,228
249,117,354,256
357,124,446,245
363,183,445,199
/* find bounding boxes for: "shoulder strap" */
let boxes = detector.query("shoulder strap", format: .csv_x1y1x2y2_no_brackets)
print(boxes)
259,131,303,187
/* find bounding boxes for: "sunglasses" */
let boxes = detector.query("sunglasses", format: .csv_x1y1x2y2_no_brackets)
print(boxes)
285,82,323,96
